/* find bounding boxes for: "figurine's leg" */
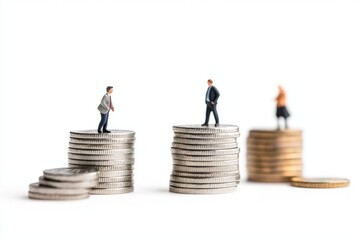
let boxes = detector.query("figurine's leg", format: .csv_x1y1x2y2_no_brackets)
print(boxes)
284,117,289,129
98,113,106,133
103,112,109,131
213,104,219,124
277,117,281,130
204,104,211,124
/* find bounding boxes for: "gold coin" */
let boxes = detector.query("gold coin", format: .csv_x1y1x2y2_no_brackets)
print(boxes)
248,129,302,139
247,160,303,168
247,147,302,154
290,177,350,188
247,174,292,183
247,153,302,160
246,139,303,148
247,169,302,177
247,165,303,173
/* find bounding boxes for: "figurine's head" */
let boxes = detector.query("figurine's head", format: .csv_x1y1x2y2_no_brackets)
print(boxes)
106,86,113,94
278,85,284,92
207,79,213,87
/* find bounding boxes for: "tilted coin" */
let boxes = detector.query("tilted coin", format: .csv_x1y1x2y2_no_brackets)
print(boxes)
89,187,134,195
173,165,239,173
95,181,133,189
172,154,239,162
68,158,135,166
173,124,239,134
43,167,98,182
39,176,98,189
70,130,135,139
169,181,238,189
172,142,238,150
174,132,240,139
29,183,90,195
170,175,240,184
28,192,89,200
68,153,134,160
172,170,240,178
169,186,237,194
172,159,238,167
98,176,133,183
68,164,134,171
69,142,134,150
70,137,136,144
173,137,237,145
171,148,240,156
68,148,134,155
98,170,133,177
290,177,350,188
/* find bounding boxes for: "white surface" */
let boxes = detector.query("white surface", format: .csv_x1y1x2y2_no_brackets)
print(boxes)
1,0,359,239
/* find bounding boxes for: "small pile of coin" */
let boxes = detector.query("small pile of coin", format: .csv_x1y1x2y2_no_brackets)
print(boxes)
28,167,99,200
246,129,303,182
169,124,240,194
68,130,135,194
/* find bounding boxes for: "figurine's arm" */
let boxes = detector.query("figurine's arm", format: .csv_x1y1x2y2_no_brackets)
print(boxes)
213,87,220,103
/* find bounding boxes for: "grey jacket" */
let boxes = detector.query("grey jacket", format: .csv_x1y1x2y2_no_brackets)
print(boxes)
97,94,112,114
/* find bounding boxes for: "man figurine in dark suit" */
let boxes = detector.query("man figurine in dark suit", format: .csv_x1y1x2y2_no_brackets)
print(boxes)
202,79,220,127
97,86,114,133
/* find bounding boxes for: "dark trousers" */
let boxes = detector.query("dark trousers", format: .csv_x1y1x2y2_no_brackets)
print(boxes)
205,102,219,124
98,112,109,131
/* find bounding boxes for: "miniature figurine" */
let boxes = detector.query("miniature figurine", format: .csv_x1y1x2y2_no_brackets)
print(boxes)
275,85,290,129
97,86,114,133
202,79,220,127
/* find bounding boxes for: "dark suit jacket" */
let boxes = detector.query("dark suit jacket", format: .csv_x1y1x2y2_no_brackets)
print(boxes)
205,86,220,104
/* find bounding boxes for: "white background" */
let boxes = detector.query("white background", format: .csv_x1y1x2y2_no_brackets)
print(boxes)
1,0,359,239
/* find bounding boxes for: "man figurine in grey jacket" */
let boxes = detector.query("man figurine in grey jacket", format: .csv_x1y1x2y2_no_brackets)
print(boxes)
97,86,114,133
202,79,220,127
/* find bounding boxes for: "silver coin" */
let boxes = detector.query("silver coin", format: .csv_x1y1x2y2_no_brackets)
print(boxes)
173,165,239,173
172,170,240,178
172,154,239,161
68,148,134,155
172,159,238,167
68,158,135,166
98,176,133,183
43,168,98,182
69,142,134,150
70,130,135,139
70,137,136,144
173,124,239,134
98,170,133,177
172,142,238,150
29,183,90,195
171,148,240,156
68,164,134,171
169,186,237,194
95,181,134,188
170,175,240,184
68,153,134,160
170,181,238,189
174,132,240,139
89,187,134,195
28,192,89,200
173,137,237,145
39,176,98,189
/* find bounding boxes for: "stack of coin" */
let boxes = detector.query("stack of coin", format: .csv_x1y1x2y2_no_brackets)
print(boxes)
68,130,135,194
169,124,240,194
28,167,99,200
247,129,303,182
